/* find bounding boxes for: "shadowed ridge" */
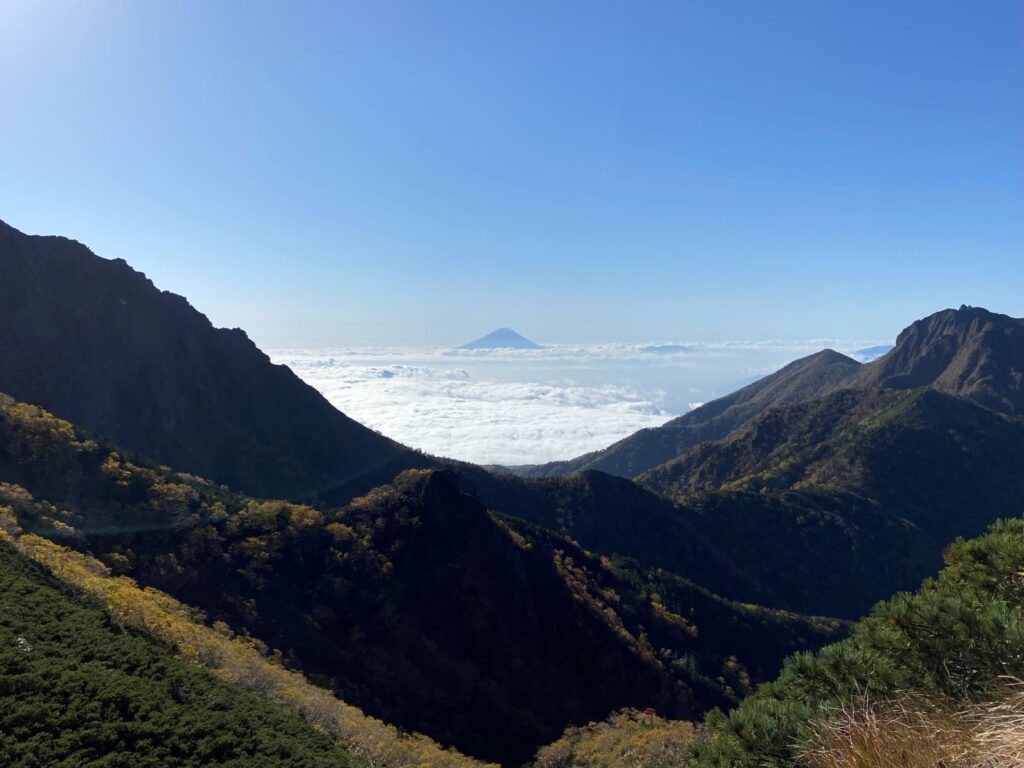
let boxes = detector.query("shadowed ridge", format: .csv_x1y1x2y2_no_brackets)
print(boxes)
0,219,415,500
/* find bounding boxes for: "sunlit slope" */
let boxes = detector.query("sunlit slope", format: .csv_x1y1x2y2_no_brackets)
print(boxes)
846,305,1024,416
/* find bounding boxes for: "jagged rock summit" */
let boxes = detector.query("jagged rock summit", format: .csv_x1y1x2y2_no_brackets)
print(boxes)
849,305,1024,416
458,327,544,350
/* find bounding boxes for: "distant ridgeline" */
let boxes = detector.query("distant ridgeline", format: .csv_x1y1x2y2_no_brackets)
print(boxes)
1,218,1023,766
851,343,894,362
512,305,1023,479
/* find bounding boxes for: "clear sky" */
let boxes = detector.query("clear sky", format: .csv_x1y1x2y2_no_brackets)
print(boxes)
1,1,1021,347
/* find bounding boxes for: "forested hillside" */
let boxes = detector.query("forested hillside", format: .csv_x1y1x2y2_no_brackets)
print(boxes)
0,393,844,765
635,387,1024,617
690,516,1024,767
0,541,358,768
530,516,1024,767
3,220,1022,766
641,387,1024,536
470,385,1024,620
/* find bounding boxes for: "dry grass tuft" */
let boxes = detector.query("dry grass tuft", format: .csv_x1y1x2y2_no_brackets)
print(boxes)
799,683,1024,768
969,679,1024,768
799,694,975,768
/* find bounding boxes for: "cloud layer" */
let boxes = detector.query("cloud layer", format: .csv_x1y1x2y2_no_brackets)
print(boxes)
271,339,884,465
271,353,672,465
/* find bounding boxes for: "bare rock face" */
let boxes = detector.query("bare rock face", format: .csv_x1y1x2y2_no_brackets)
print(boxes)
0,219,412,500
849,305,1024,416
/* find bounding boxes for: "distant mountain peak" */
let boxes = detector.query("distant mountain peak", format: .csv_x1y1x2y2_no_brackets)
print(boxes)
852,344,895,363
458,328,543,350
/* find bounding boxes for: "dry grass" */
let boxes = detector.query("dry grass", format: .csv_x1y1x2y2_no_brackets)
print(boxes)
970,681,1024,768
799,684,1024,768
800,694,974,768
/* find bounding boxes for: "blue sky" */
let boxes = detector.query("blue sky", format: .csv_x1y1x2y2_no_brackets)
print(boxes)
1,1,1021,346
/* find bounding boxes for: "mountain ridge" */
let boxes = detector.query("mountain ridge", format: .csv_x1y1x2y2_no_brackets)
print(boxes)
0,392,848,765
3,217,1022,765
509,348,862,479
846,304,1024,415
0,219,417,500
510,305,1022,480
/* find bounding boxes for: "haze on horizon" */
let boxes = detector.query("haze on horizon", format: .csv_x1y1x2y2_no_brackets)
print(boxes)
1,1,1021,349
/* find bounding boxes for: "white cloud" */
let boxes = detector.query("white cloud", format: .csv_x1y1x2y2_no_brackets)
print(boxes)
271,352,672,465
270,338,883,465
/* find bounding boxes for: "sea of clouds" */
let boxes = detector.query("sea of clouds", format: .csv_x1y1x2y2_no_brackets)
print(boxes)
270,340,887,466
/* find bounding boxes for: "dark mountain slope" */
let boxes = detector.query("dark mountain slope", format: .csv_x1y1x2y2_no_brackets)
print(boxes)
639,388,907,497
691,516,1024,767
846,305,1024,416
512,349,861,479
0,541,357,768
464,469,768,603
0,393,847,765
466,467,941,619
0,219,413,500
679,489,942,618
640,388,1024,540
467,385,1024,619
536,517,1024,766
633,387,1024,616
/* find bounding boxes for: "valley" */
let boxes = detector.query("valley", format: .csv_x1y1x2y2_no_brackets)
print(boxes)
1,219,1022,765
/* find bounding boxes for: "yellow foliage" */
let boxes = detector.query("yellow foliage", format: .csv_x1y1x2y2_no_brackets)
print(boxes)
532,708,696,768
0,505,19,538
101,452,135,486
8,401,95,453
552,550,657,665
6,523,492,768
150,479,200,516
